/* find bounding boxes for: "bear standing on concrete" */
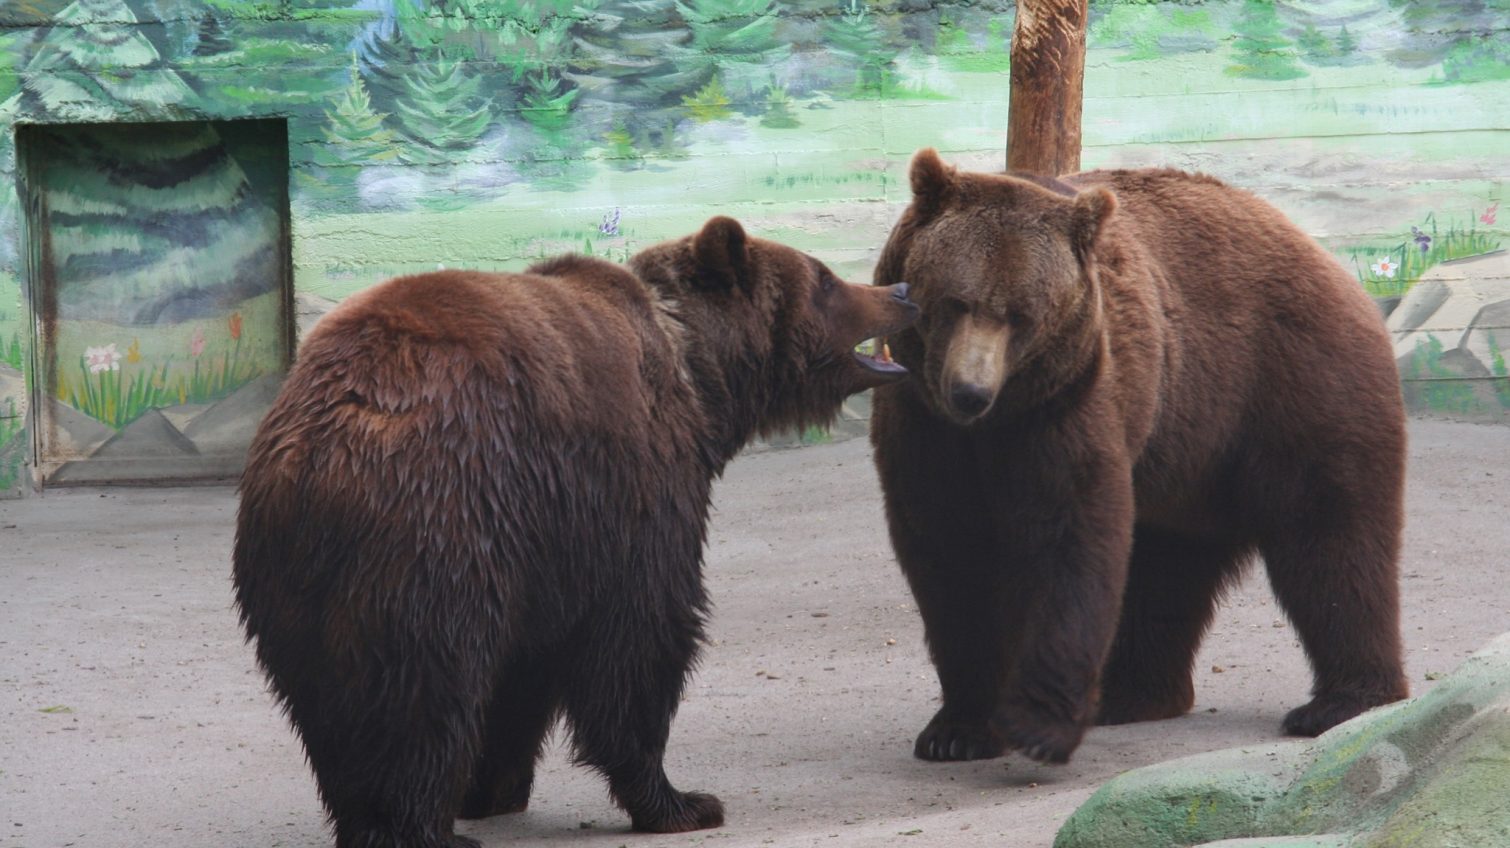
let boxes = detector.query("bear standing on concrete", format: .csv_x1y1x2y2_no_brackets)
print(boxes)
233,217,918,848
871,149,1408,766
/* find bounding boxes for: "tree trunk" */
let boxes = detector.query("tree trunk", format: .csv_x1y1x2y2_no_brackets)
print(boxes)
1006,0,1089,176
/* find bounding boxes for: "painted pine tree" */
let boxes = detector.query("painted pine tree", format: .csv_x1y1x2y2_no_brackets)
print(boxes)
356,26,418,120
675,0,790,109
392,56,493,165
568,0,710,152
1335,24,1358,59
15,0,196,121
193,11,233,57
319,54,402,172
1225,0,1305,80
824,0,896,96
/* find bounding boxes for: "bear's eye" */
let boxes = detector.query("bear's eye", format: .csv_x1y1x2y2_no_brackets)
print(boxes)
1007,310,1032,330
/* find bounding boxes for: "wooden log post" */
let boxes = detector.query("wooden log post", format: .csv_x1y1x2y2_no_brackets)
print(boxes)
1006,0,1090,176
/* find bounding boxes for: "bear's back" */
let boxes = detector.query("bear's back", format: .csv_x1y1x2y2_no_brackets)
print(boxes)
1057,167,1400,525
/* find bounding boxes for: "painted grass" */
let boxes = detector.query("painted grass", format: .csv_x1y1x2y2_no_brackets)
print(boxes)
0,395,23,492
1404,334,1510,415
55,343,264,430
1491,334,1510,409
1348,212,1503,298
47,292,284,430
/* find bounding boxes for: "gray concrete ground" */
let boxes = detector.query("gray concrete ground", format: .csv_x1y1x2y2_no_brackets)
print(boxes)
2,418,1507,848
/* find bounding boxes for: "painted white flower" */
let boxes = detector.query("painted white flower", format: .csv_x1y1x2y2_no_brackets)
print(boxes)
1371,256,1398,278
85,344,121,374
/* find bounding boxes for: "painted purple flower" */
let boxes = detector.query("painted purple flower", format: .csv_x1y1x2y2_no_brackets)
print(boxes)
85,344,121,374
598,207,621,237
1411,226,1431,254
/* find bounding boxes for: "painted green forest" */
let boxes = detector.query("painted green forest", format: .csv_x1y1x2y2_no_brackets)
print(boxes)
0,1,1504,204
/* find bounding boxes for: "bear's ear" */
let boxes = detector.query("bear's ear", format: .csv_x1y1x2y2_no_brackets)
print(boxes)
910,148,956,220
692,216,750,291
1070,187,1117,261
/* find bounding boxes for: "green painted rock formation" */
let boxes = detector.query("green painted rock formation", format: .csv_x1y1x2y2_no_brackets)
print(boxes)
1056,633,1510,848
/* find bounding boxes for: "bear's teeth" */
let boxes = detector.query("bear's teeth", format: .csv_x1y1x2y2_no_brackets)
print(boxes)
881,342,893,363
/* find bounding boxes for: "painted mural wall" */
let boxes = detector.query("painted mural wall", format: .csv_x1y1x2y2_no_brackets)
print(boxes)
0,0,1506,492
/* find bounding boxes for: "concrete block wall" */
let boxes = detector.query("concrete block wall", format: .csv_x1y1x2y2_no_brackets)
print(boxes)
0,0,1506,492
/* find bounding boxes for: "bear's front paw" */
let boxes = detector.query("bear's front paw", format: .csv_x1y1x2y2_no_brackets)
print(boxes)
631,791,724,834
995,708,1086,765
914,711,1007,761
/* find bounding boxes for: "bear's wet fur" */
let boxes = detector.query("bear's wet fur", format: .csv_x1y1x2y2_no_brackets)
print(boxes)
233,217,918,848
871,149,1408,766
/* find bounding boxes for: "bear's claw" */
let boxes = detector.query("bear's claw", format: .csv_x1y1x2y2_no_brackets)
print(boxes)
996,713,1084,765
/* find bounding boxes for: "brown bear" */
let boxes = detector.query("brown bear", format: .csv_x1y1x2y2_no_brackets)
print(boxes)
870,148,1408,766
233,216,918,848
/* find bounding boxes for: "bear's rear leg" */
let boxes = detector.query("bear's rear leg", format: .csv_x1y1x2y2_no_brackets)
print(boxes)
1261,513,1408,737
295,630,496,848
459,656,561,820
1099,528,1249,726
562,615,723,833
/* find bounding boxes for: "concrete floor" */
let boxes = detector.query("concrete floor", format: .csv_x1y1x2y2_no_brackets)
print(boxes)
2,418,1507,848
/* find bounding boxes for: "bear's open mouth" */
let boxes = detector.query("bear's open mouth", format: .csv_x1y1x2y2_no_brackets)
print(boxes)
853,339,907,374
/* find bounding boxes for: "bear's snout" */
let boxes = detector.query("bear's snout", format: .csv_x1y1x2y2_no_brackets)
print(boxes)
948,383,994,419
938,312,1010,422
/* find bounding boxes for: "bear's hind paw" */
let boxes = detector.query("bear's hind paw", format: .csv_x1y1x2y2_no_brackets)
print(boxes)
1282,689,1404,737
631,791,725,833
996,715,1085,765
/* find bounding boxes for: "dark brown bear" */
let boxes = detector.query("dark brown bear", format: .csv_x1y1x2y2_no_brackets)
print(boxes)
870,148,1408,767
233,217,918,848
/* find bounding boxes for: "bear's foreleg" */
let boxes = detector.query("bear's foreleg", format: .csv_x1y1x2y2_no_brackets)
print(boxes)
900,530,1021,762
988,435,1134,765
1098,527,1251,725
874,400,1018,761
561,604,724,833
458,655,561,819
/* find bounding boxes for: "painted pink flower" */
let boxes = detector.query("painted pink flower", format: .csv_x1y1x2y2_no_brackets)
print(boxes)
85,344,121,374
1482,203,1499,226
189,327,206,358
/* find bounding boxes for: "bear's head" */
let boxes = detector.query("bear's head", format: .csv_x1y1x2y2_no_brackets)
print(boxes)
632,216,920,449
875,148,1117,424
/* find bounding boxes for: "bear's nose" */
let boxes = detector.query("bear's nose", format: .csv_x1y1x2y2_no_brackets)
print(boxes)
891,282,911,302
949,383,993,418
